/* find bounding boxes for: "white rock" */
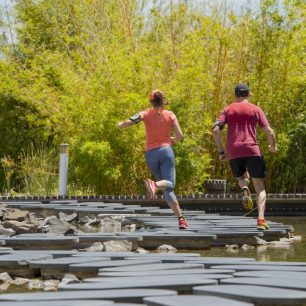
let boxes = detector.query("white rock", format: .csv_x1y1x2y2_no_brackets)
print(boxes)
135,247,149,254
12,277,30,286
0,282,11,291
0,272,12,283
241,244,255,250
43,279,60,291
81,242,104,252
254,236,268,245
225,244,239,250
292,235,302,242
59,274,80,286
156,244,177,253
0,226,16,236
28,280,44,290
103,240,132,252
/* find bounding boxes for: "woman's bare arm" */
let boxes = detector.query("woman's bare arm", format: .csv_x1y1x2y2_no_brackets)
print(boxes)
171,118,184,145
118,112,144,129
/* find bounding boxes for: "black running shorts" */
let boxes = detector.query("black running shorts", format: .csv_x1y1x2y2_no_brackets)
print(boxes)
229,156,267,178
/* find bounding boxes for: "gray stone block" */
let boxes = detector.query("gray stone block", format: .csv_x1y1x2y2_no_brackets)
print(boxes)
70,259,162,272
220,277,306,291
234,271,306,279
210,265,306,272
0,301,114,306
144,295,254,306
59,277,217,292
0,289,177,303
98,268,235,278
193,285,306,305
99,263,204,273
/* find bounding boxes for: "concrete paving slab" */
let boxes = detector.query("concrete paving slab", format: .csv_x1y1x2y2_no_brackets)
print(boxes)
233,271,306,279
144,295,254,306
99,263,205,273
220,277,306,291
193,284,306,306
3,237,79,250
70,259,163,272
0,289,177,303
30,256,111,269
84,274,233,283
98,268,235,277
59,277,217,292
0,301,114,306
72,252,136,259
0,253,53,265
210,265,306,272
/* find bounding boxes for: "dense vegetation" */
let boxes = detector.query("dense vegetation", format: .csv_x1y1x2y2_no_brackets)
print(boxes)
0,0,304,195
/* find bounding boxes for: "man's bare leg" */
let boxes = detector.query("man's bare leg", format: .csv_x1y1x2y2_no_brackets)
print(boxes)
252,178,266,220
238,172,253,211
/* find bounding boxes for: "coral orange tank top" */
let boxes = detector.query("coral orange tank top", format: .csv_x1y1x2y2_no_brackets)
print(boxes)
141,108,176,151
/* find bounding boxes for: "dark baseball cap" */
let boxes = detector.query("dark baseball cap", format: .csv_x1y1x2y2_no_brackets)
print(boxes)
235,83,250,96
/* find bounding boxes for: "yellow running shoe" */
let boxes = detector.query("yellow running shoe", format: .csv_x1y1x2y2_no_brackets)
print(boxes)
242,187,253,211
257,219,270,230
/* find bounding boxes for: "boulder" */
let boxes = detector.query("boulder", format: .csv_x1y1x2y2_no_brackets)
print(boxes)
58,212,78,223
0,272,12,284
2,220,37,234
81,242,104,252
59,274,80,286
156,244,177,253
0,226,16,236
28,213,45,227
4,209,29,222
103,240,132,252
241,244,255,250
44,216,76,235
100,217,121,232
135,247,150,254
28,280,44,290
12,277,30,286
43,279,60,291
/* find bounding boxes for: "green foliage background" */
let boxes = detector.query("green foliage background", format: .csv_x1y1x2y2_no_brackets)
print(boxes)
0,0,304,195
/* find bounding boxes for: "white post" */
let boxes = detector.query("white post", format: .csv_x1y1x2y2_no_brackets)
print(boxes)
58,143,69,196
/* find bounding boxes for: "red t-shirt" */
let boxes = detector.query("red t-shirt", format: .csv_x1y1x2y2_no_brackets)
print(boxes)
141,108,176,151
218,101,269,160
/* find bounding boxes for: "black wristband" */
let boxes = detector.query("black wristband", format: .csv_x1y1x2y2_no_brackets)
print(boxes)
218,151,225,155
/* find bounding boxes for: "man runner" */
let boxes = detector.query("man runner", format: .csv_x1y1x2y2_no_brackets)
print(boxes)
212,84,277,230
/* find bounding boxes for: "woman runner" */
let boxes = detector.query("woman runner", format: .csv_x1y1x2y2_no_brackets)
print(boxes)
118,89,188,229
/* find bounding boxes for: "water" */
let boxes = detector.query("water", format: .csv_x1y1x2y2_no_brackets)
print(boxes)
194,217,306,262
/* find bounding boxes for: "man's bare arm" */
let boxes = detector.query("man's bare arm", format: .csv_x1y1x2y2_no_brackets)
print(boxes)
212,126,227,160
262,126,277,153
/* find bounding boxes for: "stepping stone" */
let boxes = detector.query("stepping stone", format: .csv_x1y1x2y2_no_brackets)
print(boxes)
0,289,177,303
85,274,233,283
185,259,255,268
0,301,114,306
99,263,204,273
98,268,235,278
13,250,78,258
139,234,216,249
144,295,254,306
72,252,136,259
59,276,217,292
29,256,111,279
234,271,306,280
210,265,306,272
70,259,163,277
220,277,306,291
193,285,306,306
0,252,53,277
3,237,79,250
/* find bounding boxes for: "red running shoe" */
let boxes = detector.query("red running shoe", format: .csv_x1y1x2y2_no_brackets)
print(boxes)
178,217,189,229
144,179,158,199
